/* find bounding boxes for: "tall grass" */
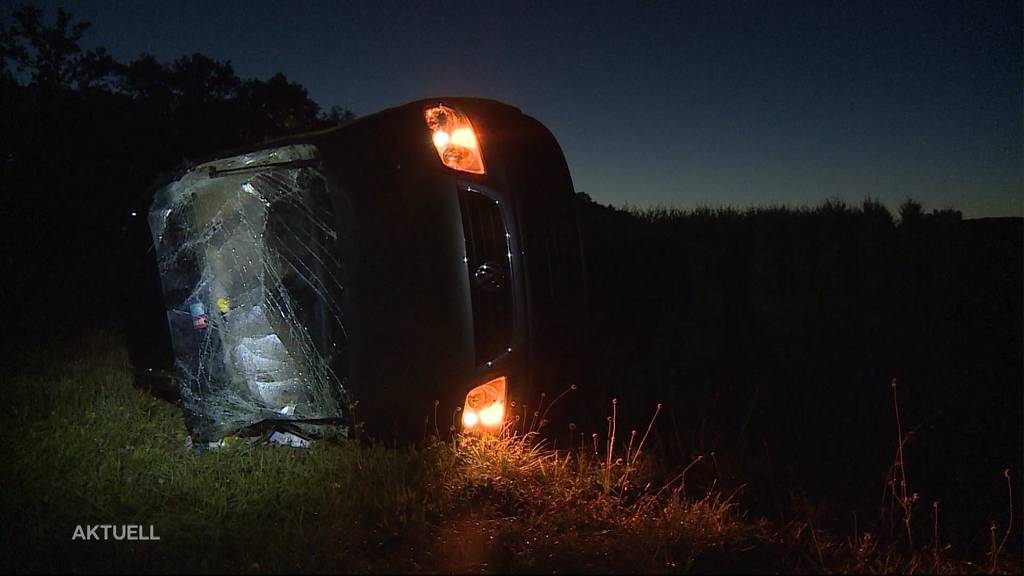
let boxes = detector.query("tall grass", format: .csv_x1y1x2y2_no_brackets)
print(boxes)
1,327,1019,573
0,328,442,573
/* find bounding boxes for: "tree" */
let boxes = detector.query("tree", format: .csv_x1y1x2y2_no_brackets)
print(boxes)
1,0,358,189
0,12,22,86
898,198,924,228
319,104,356,127
239,72,322,138
0,4,102,90
170,53,240,103
74,45,119,91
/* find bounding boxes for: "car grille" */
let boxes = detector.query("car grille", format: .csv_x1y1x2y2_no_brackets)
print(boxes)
459,189,514,366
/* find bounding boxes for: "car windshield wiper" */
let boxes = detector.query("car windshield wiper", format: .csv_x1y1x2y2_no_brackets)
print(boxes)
207,158,321,179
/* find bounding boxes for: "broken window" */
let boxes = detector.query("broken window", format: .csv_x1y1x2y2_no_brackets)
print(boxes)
148,144,349,442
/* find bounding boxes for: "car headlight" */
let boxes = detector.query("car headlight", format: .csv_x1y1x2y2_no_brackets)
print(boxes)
424,104,486,175
461,376,506,432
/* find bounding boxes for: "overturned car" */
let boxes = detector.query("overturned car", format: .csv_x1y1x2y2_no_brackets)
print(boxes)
144,98,586,443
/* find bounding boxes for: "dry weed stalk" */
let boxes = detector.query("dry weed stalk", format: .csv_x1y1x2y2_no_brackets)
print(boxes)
889,378,916,547
990,468,1014,573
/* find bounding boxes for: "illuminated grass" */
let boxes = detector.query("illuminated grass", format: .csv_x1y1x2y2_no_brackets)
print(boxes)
0,327,1017,573
0,328,439,573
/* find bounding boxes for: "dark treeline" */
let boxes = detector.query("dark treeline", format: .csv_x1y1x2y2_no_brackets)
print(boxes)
0,5,352,223
571,194,1021,546
0,5,353,347
2,4,1020,554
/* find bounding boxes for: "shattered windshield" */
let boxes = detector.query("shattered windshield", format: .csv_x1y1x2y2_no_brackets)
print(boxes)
148,144,349,442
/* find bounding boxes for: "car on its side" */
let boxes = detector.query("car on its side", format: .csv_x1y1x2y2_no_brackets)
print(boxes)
141,98,586,443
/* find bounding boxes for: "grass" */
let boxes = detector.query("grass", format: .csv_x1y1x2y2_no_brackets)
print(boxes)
1,328,442,573
1,327,1019,573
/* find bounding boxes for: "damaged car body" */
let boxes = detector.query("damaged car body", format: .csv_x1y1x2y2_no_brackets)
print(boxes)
144,98,585,443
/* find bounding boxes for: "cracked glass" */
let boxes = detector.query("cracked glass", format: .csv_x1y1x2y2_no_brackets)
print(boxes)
148,144,349,442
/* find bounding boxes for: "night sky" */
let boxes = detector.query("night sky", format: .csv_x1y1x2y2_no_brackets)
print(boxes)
26,0,1023,217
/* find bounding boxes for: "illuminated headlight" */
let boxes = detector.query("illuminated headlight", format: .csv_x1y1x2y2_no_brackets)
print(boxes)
461,376,507,432
424,104,486,174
